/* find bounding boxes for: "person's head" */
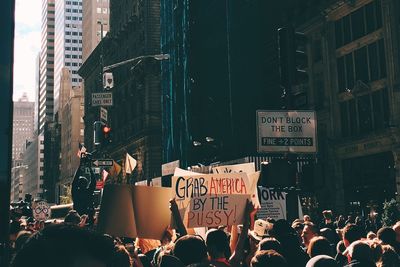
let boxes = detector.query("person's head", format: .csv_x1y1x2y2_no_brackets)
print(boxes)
258,237,282,255
322,210,333,221
173,235,207,265
302,222,319,247
110,245,131,267
304,215,311,222
205,229,230,259
392,221,400,243
342,224,363,247
292,221,305,237
306,255,338,267
250,250,287,267
338,215,344,221
346,240,373,263
377,245,400,267
11,223,115,267
64,210,81,225
377,227,397,246
307,236,332,258
14,230,32,251
367,231,377,240
320,228,338,245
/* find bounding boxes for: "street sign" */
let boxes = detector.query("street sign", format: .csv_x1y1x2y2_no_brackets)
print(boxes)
100,107,108,122
92,159,114,167
92,92,113,107
257,110,317,153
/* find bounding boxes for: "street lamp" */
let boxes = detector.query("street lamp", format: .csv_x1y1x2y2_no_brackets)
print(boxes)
102,54,170,73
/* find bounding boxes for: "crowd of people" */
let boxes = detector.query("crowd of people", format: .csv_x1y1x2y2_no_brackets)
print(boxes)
7,200,400,267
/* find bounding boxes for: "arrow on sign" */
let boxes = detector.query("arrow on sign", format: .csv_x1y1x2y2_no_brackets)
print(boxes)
92,159,114,167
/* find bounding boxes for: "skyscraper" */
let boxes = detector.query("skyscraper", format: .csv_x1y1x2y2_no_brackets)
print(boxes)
82,0,109,62
54,0,83,114
38,0,55,133
12,93,35,162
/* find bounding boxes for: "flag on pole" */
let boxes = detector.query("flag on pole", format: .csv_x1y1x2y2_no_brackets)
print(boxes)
109,161,122,178
125,153,137,174
76,143,87,158
102,169,109,182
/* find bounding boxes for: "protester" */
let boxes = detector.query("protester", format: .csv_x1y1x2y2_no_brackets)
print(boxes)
307,236,333,258
306,255,339,267
173,235,208,265
321,210,336,231
377,244,400,267
11,224,115,267
258,237,283,255
302,222,320,249
250,250,287,267
343,240,375,267
205,229,231,266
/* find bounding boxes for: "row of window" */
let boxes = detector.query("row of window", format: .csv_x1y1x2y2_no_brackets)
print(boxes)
66,39,82,44
65,62,82,67
65,54,82,59
96,8,108,14
66,16,82,21
65,47,82,52
335,0,382,48
66,1,82,6
66,31,82,36
337,39,386,92
66,9,82,13
340,88,389,137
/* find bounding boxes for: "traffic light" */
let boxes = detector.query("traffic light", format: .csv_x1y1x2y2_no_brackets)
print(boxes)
93,121,112,146
259,159,297,188
278,26,309,108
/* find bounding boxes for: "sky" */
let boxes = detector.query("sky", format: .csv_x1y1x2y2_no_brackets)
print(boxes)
13,0,41,102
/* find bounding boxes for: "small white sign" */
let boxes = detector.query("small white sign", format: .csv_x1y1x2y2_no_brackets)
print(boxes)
100,107,108,122
92,92,113,107
257,110,317,153
32,201,51,221
257,187,287,220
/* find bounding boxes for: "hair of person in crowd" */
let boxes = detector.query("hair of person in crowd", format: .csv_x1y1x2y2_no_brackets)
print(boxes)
250,249,287,267
304,215,311,222
345,240,374,264
342,223,364,247
14,230,32,252
302,222,320,248
367,231,377,240
205,228,231,260
307,236,333,258
377,227,397,247
392,221,400,243
320,227,339,245
305,255,338,267
173,235,208,266
64,209,81,225
322,210,333,221
11,223,115,267
258,237,283,255
110,244,131,267
377,244,400,267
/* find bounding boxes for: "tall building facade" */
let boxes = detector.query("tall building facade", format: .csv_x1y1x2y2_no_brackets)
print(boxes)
12,94,35,162
82,0,109,62
39,0,55,133
79,0,162,182
59,68,84,195
22,135,43,200
54,0,83,114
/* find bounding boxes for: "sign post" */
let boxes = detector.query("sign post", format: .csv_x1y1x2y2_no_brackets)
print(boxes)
256,110,317,153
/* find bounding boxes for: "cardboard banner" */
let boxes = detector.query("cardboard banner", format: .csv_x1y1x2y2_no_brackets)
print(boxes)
212,162,255,174
212,163,260,208
172,173,251,227
173,167,201,176
98,184,172,240
187,194,250,228
257,187,287,220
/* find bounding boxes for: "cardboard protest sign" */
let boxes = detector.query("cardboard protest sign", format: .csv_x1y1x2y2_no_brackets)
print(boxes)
257,187,287,220
212,163,260,208
32,201,51,221
212,162,255,174
187,194,249,228
172,173,251,228
174,167,201,176
98,184,172,240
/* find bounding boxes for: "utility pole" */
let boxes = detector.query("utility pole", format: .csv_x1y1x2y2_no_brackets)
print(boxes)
0,0,15,265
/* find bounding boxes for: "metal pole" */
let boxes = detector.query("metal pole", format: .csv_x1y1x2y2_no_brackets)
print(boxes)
0,0,15,265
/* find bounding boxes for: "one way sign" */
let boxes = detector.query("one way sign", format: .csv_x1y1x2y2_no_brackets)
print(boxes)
92,159,113,167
